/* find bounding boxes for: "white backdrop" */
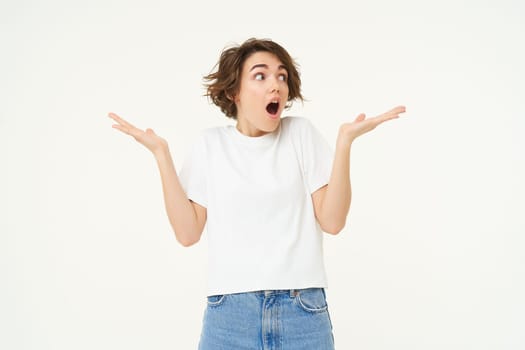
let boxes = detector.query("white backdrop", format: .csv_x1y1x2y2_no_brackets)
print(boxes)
2,0,524,349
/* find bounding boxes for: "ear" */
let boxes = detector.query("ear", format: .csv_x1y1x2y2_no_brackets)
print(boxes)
228,93,239,103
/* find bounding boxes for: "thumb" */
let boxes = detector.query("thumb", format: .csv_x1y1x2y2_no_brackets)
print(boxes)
354,113,366,122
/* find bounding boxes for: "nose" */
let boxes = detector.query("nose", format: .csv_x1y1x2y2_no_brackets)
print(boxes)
270,77,280,93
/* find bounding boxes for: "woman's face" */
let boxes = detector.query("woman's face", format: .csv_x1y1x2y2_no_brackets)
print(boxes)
234,51,289,137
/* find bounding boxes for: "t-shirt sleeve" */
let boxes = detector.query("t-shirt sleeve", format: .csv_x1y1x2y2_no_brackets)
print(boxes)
299,118,334,194
178,132,208,208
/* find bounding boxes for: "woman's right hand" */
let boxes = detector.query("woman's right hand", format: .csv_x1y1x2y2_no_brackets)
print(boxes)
108,112,168,156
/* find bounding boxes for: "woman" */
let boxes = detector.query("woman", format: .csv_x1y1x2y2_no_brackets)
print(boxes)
109,38,405,349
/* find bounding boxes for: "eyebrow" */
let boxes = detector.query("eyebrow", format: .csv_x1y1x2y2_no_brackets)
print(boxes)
249,64,287,72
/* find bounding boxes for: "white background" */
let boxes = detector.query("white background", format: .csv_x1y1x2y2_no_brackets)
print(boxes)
2,0,524,349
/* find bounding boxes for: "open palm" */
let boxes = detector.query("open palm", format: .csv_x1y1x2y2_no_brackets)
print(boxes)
108,112,167,155
338,105,406,147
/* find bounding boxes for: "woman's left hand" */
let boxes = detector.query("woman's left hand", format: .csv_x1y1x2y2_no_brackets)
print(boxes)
337,105,406,148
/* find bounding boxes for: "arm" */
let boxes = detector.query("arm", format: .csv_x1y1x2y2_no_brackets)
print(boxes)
154,146,207,246
108,112,206,247
312,106,406,234
312,143,350,234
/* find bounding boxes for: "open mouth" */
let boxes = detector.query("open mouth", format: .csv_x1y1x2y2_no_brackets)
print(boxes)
266,102,279,115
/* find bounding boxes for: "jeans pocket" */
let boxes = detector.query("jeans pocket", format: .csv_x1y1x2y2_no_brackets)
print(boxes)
295,288,328,313
206,294,226,307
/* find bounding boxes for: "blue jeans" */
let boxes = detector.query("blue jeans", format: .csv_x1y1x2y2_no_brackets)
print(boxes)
198,288,335,350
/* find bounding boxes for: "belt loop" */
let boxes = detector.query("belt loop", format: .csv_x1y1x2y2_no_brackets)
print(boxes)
290,289,298,298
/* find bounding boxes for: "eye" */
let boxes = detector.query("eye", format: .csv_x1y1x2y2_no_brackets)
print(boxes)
278,74,288,82
254,73,264,81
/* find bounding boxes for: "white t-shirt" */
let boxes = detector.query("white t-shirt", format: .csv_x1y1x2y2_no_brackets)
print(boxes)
179,116,334,296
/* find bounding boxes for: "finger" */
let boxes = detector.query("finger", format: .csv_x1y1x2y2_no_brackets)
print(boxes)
111,120,144,138
377,105,406,122
108,112,131,126
115,126,146,140
388,105,406,114
111,124,129,134
108,113,145,137
381,113,400,122
354,113,366,123
108,112,136,129
384,105,406,119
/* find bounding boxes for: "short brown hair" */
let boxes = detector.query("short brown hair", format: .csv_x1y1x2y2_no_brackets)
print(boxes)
204,38,303,119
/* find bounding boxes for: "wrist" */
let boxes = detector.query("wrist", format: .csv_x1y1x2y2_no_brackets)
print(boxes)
153,143,170,160
336,131,354,150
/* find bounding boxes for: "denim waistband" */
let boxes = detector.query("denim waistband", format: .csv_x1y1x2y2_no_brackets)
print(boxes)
251,288,323,298
262,289,297,297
